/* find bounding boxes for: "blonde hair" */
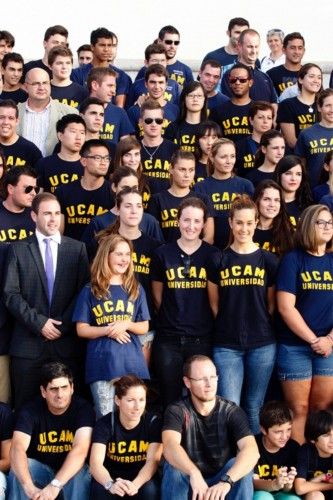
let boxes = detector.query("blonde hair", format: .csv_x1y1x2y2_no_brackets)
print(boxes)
208,138,236,176
90,234,139,300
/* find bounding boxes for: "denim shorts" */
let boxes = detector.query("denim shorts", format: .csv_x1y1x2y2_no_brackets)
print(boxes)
277,343,333,381
139,329,156,347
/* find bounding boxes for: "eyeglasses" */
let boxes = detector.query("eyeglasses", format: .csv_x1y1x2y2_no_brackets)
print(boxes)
188,375,219,384
25,81,50,87
24,185,40,194
186,94,205,100
181,254,191,277
316,219,333,229
229,77,249,84
164,40,180,46
143,118,164,125
84,155,111,163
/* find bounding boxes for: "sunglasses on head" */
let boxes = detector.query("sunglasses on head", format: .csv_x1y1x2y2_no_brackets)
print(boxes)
24,185,40,194
229,77,249,84
164,40,180,45
143,118,164,125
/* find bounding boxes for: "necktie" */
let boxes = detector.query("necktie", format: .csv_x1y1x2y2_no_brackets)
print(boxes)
44,238,54,302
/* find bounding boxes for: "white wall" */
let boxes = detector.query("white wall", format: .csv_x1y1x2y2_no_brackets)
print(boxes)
3,0,333,68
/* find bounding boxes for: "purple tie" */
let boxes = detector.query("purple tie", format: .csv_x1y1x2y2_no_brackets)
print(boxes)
44,238,54,302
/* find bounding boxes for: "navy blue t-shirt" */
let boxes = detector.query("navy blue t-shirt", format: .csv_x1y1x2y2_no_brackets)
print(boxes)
313,183,329,203
147,189,212,243
164,120,201,152
36,154,83,193
0,88,28,103
277,96,317,139
100,103,134,146
0,204,35,243
1,136,42,168
267,65,299,96
211,100,252,143
235,136,259,177
151,241,219,337
208,247,278,348
55,179,114,240
202,47,238,74
295,123,333,187
140,138,178,194
73,283,150,383
246,168,275,188
276,249,333,344
207,93,230,115
320,193,333,212
193,175,254,249
81,210,163,261
50,82,88,109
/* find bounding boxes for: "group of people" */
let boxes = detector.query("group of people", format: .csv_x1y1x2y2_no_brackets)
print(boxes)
0,15,332,500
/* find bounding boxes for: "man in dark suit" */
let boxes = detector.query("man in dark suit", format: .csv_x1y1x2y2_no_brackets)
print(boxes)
3,192,90,408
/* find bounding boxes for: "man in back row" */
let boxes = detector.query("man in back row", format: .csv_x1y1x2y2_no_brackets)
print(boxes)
221,29,278,110
162,355,259,499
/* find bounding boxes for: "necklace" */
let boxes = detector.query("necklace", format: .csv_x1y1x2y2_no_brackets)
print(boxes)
141,141,162,161
308,105,314,113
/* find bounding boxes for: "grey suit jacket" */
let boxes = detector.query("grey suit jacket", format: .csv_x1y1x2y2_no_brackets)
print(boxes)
17,99,78,156
3,234,89,359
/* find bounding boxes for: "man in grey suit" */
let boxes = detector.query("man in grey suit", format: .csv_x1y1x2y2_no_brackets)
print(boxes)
17,68,77,156
3,192,89,408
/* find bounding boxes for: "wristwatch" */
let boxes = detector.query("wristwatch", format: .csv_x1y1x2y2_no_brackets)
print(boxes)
220,473,234,488
104,479,114,490
50,479,63,489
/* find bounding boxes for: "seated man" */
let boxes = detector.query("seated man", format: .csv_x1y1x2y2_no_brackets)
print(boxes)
162,354,259,500
8,361,94,499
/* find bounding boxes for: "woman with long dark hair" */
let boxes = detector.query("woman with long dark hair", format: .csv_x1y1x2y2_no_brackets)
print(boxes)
253,179,294,255
164,81,208,152
246,130,285,187
275,155,312,227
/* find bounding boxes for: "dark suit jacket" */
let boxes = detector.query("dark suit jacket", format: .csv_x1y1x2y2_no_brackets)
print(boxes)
3,234,89,359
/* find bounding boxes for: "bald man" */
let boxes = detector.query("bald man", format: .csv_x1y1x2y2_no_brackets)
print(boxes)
17,68,77,156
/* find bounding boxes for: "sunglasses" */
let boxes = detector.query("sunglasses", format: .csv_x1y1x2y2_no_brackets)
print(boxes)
181,254,191,278
229,77,249,84
143,118,164,125
164,40,180,46
24,185,40,194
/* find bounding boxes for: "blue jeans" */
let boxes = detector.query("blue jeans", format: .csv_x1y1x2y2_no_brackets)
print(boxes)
213,343,276,434
7,458,91,499
161,457,253,500
0,470,6,499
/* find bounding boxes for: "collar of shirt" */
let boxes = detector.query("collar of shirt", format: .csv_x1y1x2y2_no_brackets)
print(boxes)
25,98,51,113
35,229,61,245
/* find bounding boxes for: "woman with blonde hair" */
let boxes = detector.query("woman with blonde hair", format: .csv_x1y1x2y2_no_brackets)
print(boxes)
73,234,150,417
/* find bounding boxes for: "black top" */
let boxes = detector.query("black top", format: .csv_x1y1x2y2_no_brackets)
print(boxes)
15,396,95,471
254,434,299,479
92,411,161,480
208,247,278,348
163,396,252,477
151,241,220,338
